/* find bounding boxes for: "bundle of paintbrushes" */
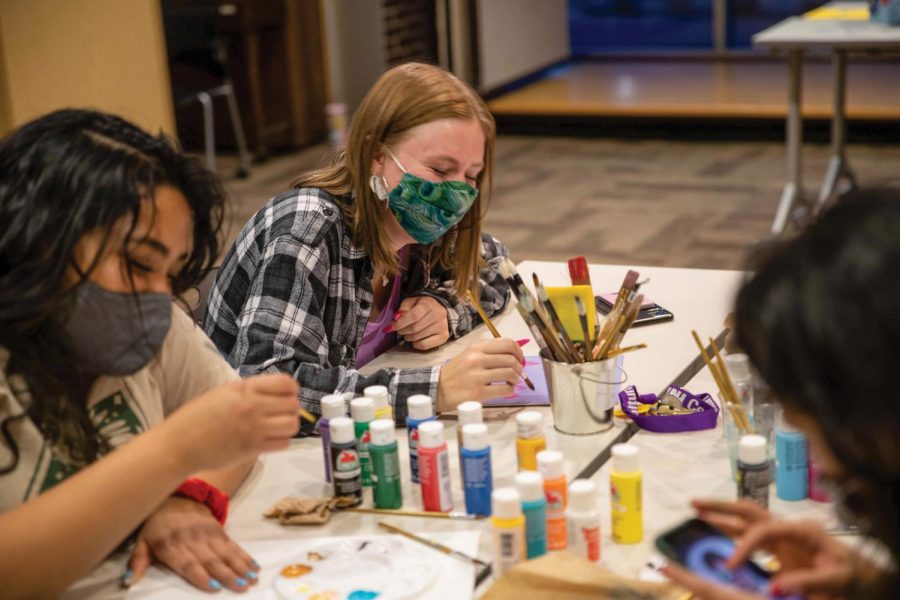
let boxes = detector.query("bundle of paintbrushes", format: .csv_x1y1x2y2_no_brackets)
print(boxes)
691,330,754,435
494,257,647,365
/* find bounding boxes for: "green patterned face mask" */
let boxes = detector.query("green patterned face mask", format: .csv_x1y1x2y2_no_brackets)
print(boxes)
381,149,478,245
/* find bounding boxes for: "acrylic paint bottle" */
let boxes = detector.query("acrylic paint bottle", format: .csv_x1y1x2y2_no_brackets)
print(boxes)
364,385,393,421
461,423,492,516
737,434,769,508
808,454,831,502
319,393,347,484
568,479,601,563
406,394,436,484
491,488,526,578
516,411,546,471
369,419,402,509
610,443,643,544
537,449,568,550
515,471,547,559
328,416,362,505
350,397,374,487
456,401,483,490
775,409,808,501
724,353,754,413
418,421,453,512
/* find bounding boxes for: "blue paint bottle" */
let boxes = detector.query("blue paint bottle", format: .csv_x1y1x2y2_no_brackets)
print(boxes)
515,470,547,559
406,395,435,484
319,394,347,483
461,423,492,516
775,409,808,501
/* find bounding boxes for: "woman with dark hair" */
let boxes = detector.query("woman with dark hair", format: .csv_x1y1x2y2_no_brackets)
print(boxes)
663,189,900,599
0,109,299,598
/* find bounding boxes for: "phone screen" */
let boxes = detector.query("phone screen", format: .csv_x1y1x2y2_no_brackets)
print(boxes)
656,519,802,599
594,295,674,326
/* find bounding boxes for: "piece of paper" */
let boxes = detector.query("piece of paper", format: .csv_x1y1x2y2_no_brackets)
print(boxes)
125,531,480,600
483,356,550,407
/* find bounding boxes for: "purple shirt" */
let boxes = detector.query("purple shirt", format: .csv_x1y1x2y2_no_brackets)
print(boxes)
355,250,406,367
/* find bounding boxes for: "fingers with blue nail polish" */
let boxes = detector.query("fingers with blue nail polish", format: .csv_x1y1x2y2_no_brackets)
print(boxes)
209,578,222,591
235,577,248,587
246,571,258,580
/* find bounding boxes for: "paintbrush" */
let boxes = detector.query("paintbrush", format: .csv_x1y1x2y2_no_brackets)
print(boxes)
346,507,482,520
533,274,580,361
466,290,536,391
609,294,643,351
592,312,626,360
605,343,647,358
691,331,752,434
519,292,574,363
567,256,591,287
378,521,490,567
574,295,593,352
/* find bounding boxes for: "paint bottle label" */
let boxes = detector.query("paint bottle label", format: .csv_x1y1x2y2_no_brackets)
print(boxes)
356,426,372,487
737,462,769,508
610,471,643,544
330,443,362,505
462,448,493,516
370,443,402,509
544,480,568,550
320,419,332,483
521,502,548,559
569,518,601,562
419,447,453,512
491,520,525,577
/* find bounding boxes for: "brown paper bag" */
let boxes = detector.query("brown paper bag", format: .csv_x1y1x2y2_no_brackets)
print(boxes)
482,551,687,600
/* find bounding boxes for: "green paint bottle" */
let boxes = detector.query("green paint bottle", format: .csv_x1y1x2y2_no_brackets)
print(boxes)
369,418,403,509
350,397,374,487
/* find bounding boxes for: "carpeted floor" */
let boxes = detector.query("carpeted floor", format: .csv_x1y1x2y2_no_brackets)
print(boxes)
217,136,900,271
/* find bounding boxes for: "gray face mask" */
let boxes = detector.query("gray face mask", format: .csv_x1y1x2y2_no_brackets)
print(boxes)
63,281,172,376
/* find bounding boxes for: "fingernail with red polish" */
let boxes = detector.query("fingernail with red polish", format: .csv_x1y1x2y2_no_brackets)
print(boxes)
515,338,529,347
770,583,784,597
393,311,405,321
382,325,395,333
521,358,526,367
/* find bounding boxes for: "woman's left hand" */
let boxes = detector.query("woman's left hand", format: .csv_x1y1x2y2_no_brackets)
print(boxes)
391,296,450,350
124,497,259,593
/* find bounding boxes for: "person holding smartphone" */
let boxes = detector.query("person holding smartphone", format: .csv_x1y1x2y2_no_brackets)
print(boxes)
661,189,900,599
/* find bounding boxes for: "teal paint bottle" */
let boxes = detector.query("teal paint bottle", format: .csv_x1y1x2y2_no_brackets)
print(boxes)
369,419,402,509
515,471,547,559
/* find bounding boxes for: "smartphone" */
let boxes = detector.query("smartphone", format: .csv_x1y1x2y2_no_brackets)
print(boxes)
595,294,674,326
656,518,803,599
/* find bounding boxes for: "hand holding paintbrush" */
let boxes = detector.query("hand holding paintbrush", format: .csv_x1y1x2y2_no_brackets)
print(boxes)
466,289,536,391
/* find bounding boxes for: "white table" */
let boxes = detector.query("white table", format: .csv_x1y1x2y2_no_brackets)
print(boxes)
753,2,900,235
81,263,747,598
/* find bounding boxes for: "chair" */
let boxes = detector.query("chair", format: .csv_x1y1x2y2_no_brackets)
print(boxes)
162,1,251,177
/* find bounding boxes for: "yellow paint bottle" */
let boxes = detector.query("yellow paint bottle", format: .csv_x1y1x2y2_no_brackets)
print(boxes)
610,443,643,544
491,488,526,578
515,411,546,471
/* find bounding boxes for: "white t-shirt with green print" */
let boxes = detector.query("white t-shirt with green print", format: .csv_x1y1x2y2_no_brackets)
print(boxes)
0,306,238,526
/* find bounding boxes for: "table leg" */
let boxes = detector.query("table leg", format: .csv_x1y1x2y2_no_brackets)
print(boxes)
817,50,857,208
772,49,806,236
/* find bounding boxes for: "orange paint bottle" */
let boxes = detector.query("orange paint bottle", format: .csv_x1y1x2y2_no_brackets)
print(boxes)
538,450,567,550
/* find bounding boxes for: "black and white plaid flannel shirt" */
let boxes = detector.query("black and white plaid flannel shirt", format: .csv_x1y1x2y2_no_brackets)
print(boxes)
203,187,512,424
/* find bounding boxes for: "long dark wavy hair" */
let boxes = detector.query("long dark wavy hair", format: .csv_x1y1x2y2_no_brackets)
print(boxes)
0,109,224,473
734,188,900,598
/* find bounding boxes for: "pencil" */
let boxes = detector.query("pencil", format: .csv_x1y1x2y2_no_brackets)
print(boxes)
346,507,482,520
466,290,536,391
378,521,490,567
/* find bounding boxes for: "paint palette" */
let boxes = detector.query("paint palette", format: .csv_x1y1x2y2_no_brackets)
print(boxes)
273,537,438,600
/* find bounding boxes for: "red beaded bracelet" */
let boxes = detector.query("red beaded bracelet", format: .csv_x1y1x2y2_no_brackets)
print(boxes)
174,478,229,525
